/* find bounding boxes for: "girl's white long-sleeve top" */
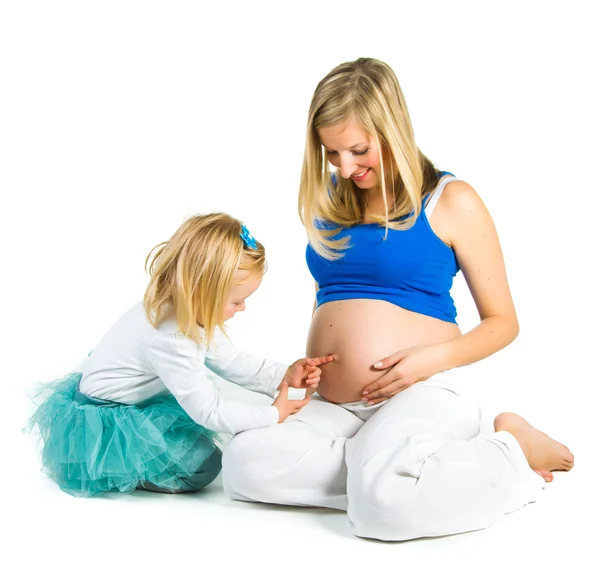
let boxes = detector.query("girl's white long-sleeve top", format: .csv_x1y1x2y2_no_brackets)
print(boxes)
78,302,285,434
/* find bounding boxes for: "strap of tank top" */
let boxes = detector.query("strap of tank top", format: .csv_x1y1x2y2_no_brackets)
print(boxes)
425,174,457,220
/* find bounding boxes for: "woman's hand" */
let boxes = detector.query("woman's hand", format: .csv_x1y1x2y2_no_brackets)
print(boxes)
361,345,444,405
273,381,311,423
281,355,334,390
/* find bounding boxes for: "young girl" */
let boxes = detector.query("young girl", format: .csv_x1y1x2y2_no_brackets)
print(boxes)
28,212,331,497
222,58,574,541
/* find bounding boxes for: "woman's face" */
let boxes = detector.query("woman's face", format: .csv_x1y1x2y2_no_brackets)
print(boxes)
318,117,383,190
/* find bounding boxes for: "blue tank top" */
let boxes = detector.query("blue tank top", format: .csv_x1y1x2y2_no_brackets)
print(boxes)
306,173,460,323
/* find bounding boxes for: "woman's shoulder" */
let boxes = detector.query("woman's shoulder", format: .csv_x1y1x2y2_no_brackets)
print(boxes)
437,178,487,216
431,178,496,249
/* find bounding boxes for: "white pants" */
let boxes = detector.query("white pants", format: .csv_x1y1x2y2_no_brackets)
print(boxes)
222,376,544,541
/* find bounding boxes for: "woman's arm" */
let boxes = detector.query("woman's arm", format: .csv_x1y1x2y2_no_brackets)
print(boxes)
433,179,519,369
363,180,519,402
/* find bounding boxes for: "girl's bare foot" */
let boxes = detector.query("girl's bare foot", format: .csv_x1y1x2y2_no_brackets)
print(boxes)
494,412,574,482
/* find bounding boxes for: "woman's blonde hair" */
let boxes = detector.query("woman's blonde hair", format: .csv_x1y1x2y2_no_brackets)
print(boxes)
143,213,265,347
298,57,440,260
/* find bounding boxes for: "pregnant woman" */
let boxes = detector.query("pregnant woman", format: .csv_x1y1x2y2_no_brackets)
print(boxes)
222,58,574,541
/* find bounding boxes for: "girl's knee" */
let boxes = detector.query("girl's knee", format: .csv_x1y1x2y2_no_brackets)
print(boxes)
187,445,222,489
141,446,223,493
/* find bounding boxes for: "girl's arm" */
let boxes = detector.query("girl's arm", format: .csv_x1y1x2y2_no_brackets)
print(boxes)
204,330,288,398
148,333,279,434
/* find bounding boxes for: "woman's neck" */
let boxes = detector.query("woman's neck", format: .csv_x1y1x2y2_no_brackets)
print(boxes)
364,186,395,217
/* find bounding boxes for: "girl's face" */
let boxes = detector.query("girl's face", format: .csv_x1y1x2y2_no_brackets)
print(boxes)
318,117,384,190
222,271,262,321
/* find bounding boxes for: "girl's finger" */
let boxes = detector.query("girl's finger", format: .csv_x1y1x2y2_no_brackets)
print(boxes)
309,355,334,366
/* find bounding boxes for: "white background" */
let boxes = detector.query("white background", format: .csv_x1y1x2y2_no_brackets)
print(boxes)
1,1,598,559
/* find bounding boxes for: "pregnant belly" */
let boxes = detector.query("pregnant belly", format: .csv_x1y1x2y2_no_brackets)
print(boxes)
306,299,461,404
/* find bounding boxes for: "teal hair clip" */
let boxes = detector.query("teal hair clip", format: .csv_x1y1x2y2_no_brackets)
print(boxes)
240,224,258,250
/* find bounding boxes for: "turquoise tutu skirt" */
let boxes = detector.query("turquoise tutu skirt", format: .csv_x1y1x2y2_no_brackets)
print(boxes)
27,372,222,497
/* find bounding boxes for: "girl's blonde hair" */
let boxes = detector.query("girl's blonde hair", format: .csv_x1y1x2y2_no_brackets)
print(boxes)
143,213,265,347
298,57,440,260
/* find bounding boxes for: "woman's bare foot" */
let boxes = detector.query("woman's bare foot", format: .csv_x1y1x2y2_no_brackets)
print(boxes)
532,468,553,482
494,412,574,482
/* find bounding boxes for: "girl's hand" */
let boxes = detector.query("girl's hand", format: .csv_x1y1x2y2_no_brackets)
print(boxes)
361,345,444,405
273,381,311,423
282,355,334,390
